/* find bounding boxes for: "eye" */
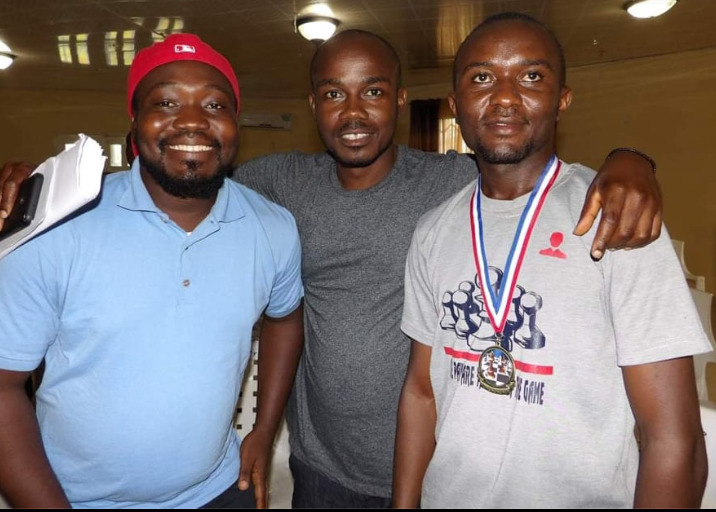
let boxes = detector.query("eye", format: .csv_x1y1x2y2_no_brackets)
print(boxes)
365,88,382,97
324,90,344,100
155,99,175,108
205,101,226,110
522,71,543,82
472,72,491,83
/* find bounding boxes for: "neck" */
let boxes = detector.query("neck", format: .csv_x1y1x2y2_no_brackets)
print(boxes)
476,151,555,200
140,170,217,232
335,145,398,190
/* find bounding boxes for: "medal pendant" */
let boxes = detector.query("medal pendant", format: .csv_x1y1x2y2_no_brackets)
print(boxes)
477,345,516,395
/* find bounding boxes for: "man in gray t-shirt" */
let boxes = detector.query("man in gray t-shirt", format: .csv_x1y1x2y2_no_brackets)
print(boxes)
232,30,663,507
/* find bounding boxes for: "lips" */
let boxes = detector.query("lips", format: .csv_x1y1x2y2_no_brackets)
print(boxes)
337,130,375,148
167,144,215,152
336,120,375,147
483,117,528,136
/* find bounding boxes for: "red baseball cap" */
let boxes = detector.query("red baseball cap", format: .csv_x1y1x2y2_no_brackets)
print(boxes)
126,33,240,119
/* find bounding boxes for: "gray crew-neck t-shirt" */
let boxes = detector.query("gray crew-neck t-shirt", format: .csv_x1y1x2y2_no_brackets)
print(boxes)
234,146,477,496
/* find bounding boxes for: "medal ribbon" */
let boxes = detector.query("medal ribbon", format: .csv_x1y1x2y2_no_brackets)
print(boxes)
470,155,561,335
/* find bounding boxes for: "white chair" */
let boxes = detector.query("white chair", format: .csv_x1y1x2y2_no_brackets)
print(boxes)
700,401,716,508
671,239,716,401
691,288,716,402
235,333,294,509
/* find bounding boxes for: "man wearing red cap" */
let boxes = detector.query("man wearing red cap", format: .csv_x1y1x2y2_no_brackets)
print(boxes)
0,34,304,508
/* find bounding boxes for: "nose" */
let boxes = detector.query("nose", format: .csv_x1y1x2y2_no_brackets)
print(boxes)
339,94,368,120
490,79,522,109
173,104,211,132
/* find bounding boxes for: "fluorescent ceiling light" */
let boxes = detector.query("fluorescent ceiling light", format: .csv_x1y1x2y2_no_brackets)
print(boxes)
624,0,678,19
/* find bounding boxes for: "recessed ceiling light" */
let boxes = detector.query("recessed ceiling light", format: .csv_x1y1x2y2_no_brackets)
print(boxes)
0,40,16,70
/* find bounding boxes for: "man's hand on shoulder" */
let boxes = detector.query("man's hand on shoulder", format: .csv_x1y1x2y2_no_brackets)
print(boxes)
574,149,662,260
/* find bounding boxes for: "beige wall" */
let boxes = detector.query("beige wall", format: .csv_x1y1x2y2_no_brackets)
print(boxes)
1,46,714,293
235,97,324,162
0,89,128,162
559,48,716,297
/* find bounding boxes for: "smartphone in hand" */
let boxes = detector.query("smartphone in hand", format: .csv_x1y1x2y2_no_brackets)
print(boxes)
0,173,44,241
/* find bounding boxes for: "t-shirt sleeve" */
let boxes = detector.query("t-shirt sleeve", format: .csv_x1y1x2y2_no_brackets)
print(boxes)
607,226,713,366
401,220,439,346
0,240,61,371
263,209,304,319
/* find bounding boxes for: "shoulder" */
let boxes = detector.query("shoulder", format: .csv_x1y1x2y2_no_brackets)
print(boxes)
235,151,331,176
555,161,596,190
549,161,598,212
414,180,474,241
225,180,299,238
399,146,477,175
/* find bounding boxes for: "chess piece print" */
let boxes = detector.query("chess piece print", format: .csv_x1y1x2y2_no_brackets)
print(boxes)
440,291,457,330
514,291,546,349
452,290,480,340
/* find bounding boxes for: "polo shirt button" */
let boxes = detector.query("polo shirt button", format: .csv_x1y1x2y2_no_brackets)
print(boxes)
182,279,191,287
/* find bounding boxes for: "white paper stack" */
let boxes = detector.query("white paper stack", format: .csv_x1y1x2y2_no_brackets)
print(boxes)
0,134,106,259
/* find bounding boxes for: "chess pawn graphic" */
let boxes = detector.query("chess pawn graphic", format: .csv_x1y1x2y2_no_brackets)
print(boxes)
514,291,546,349
498,285,526,351
452,290,480,340
440,291,457,330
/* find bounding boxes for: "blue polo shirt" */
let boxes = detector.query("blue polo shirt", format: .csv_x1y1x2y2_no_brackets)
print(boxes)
0,161,303,508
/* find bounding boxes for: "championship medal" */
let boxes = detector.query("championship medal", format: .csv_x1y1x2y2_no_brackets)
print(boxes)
477,343,516,394
470,155,561,395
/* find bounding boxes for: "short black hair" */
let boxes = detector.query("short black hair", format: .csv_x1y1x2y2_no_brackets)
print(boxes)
309,29,402,90
452,12,566,88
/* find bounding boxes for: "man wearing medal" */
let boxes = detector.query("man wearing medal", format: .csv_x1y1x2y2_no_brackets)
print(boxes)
394,12,710,509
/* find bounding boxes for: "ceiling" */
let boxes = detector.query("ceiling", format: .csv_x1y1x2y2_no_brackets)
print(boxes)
1,0,714,99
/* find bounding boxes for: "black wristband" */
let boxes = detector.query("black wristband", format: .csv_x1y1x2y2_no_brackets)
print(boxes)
606,147,656,174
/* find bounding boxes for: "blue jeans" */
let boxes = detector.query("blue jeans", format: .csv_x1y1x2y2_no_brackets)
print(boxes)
289,454,392,509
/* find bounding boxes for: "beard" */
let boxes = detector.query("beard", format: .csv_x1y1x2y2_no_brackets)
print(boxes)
472,137,536,165
138,139,232,199
323,120,395,169
326,142,393,169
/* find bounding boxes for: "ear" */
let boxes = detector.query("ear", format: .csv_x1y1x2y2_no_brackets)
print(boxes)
397,87,408,114
447,91,458,121
308,93,316,118
557,86,573,120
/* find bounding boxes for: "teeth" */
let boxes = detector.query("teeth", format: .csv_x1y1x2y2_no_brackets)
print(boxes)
169,145,213,152
341,133,369,141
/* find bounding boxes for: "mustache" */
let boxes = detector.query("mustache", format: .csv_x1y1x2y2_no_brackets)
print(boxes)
337,120,373,134
481,105,528,125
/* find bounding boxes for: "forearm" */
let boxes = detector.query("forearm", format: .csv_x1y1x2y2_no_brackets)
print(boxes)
392,384,437,508
253,305,304,437
0,384,69,508
633,434,707,508
624,358,707,508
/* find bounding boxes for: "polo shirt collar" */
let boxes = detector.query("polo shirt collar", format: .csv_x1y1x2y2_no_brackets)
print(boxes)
117,159,245,223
